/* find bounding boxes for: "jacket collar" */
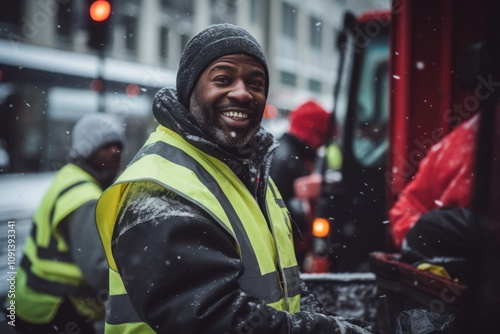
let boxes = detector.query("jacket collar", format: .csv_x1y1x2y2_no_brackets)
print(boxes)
152,87,279,196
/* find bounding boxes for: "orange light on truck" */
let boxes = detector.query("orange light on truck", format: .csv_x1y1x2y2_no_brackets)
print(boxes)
312,218,330,237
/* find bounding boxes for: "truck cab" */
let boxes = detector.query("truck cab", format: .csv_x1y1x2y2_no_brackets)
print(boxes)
298,9,392,273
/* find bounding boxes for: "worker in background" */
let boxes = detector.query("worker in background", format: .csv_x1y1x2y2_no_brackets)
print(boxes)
10,113,126,334
270,100,331,268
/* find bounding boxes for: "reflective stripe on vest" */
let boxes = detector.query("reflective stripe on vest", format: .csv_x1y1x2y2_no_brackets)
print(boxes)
14,164,102,323
97,126,301,331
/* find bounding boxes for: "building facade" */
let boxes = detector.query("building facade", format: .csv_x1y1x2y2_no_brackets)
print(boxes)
1,0,389,106
0,0,389,173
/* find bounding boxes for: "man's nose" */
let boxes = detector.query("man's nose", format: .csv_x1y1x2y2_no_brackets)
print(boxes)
227,80,253,102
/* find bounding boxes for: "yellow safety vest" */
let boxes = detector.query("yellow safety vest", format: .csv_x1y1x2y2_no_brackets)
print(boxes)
96,125,301,333
14,163,104,324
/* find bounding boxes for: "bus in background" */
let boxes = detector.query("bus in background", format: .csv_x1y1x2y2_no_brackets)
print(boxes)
0,38,177,174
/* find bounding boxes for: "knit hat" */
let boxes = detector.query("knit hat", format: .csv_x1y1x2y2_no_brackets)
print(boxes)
176,23,269,108
289,100,331,151
69,113,126,160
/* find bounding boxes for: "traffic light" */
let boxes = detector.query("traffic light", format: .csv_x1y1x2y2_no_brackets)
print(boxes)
87,0,112,51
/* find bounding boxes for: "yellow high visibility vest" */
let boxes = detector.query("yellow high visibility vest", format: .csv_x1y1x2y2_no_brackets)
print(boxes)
96,125,301,333
14,163,104,324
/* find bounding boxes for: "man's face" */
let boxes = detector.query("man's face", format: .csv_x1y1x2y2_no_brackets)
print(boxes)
189,54,267,152
89,142,122,179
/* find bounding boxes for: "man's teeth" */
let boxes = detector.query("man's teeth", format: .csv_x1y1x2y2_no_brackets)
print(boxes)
222,111,249,120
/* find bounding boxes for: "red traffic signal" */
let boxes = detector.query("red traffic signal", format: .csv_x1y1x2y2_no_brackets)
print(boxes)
89,1,111,22
87,0,113,50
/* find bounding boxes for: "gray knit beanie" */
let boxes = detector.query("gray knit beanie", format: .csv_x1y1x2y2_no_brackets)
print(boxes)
69,113,126,160
176,23,269,108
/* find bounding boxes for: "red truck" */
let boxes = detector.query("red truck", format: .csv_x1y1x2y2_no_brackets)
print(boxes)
300,0,500,332
372,0,500,332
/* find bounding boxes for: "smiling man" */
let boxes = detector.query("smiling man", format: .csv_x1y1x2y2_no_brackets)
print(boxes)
189,54,266,152
96,24,378,333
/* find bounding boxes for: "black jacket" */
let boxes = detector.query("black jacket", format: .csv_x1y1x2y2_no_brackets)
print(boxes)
270,133,318,234
111,88,378,333
270,133,316,205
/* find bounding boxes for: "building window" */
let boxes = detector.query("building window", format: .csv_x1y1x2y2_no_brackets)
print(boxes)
159,27,169,61
0,2,23,26
211,0,237,24
310,16,322,49
282,2,297,39
180,33,190,53
161,0,194,16
280,71,297,87
57,2,74,38
309,79,322,92
123,15,138,51
250,0,260,23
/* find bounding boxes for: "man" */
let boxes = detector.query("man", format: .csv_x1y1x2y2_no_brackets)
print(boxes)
271,100,331,216
270,100,331,267
96,24,377,333
13,113,125,333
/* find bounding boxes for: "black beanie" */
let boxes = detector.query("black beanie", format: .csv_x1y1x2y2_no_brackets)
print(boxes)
176,23,269,108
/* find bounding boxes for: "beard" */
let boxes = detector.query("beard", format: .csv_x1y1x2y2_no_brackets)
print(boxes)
189,94,260,152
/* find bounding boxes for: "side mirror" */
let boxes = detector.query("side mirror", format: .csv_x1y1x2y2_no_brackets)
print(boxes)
343,11,357,31
335,11,357,51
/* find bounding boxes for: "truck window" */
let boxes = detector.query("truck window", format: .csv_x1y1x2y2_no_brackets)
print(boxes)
352,38,389,167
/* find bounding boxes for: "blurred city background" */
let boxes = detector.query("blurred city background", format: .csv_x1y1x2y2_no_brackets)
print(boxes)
0,0,389,174
3,4,500,332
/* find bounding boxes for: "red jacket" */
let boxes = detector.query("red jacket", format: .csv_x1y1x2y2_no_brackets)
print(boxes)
389,114,479,248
